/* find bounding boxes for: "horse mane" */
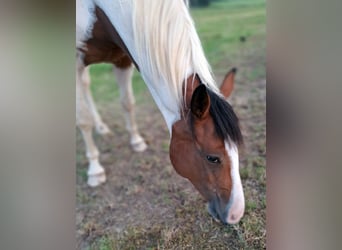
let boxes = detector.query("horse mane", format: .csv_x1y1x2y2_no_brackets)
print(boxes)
206,88,243,146
132,0,219,108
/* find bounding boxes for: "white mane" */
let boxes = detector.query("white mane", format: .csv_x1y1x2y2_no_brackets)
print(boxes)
132,0,219,108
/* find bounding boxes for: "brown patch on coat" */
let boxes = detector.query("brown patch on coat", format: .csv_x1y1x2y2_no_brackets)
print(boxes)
79,6,139,70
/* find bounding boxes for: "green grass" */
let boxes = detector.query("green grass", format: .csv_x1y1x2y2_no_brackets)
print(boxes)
192,0,265,74
95,236,113,250
89,64,148,105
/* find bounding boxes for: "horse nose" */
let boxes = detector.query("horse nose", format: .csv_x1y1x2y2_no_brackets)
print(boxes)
226,210,244,224
226,195,245,224
208,194,245,225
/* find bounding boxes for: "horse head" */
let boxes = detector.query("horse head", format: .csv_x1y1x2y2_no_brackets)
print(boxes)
170,68,244,224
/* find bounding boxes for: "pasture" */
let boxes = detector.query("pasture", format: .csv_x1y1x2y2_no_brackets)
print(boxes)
76,0,266,249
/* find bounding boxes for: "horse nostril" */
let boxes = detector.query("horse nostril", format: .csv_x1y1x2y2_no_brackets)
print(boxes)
227,211,243,224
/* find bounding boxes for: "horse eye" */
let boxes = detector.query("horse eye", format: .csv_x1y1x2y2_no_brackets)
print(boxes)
206,155,221,164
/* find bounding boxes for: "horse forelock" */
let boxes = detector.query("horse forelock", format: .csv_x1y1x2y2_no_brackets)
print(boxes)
207,89,243,146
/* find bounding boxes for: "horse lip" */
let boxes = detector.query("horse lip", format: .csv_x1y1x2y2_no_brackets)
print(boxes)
207,196,230,225
208,201,220,222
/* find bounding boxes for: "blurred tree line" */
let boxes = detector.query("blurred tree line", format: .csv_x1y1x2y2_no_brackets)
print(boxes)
189,0,211,7
190,0,225,7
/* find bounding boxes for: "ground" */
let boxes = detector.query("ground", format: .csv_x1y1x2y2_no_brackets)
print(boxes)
76,0,266,249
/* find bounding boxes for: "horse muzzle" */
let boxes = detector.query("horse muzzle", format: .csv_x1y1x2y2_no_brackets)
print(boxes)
207,194,245,225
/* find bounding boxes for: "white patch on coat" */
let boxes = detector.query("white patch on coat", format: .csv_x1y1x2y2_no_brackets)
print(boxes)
76,0,96,48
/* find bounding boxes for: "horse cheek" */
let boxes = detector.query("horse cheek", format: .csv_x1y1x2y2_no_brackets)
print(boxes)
170,140,192,179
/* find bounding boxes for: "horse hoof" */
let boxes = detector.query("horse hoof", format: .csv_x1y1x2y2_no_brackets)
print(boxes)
131,140,147,152
87,173,106,187
95,123,111,135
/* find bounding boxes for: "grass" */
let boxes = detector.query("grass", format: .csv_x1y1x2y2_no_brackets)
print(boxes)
78,0,266,249
89,64,149,105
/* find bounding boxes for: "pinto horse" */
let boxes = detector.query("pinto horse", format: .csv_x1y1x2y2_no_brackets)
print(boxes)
76,0,244,224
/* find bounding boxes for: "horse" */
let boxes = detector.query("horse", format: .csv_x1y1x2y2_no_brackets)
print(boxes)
76,0,245,225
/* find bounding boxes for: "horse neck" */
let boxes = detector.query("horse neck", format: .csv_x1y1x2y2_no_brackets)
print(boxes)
94,1,184,133
94,0,201,134
139,76,184,134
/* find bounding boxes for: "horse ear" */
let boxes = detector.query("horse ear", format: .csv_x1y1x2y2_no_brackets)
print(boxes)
191,84,210,120
220,67,237,98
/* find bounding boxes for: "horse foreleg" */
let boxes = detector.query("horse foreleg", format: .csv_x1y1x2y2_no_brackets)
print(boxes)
77,59,106,187
114,65,147,152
